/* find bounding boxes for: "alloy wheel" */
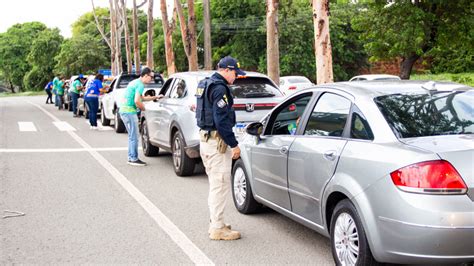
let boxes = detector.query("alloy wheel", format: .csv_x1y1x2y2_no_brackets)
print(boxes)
173,136,182,169
233,167,247,206
334,212,359,265
141,123,148,152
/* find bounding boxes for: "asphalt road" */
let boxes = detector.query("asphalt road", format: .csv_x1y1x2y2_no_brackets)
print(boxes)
0,96,334,265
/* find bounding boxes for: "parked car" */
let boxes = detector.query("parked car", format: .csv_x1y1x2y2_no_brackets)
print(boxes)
140,71,285,176
349,74,401,81
101,72,164,132
232,80,473,265
279,75,314,96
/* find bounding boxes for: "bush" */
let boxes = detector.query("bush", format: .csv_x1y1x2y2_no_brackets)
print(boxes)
23,67,50,91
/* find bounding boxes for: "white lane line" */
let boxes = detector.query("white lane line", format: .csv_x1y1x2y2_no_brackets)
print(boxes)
18,122,37,132
53,121,76,131
0,147,127,153
28,101,214,265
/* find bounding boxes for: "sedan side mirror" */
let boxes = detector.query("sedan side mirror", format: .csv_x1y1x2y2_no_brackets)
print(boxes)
246,122,264,136
143,88,156,97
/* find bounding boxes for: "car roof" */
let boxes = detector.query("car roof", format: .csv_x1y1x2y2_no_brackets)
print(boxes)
350,74,401,81
170,71,271,79
311,80,472,98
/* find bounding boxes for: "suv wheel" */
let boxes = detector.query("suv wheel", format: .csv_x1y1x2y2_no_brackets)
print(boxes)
231,159,262,214
172,130,195,176
101,107,111,126
84,103,89,119
114,111,126,133
141,121,159,156
330,199,378,266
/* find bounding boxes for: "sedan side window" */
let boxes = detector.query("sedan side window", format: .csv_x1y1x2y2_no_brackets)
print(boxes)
267,94,313,135
304,93,351,137
169,79,187,99
159,78,174,96
350,113,374,140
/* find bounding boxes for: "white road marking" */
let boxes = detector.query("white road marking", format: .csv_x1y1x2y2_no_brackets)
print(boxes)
18,122,37,132
28,101,214,265
53,121,76,131
0,147,127,153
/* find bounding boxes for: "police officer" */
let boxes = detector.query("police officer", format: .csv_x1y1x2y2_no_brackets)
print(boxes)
196,56,244,241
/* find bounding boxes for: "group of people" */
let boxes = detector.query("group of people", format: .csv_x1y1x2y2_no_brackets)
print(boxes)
44,56,245,241
44,74,108,130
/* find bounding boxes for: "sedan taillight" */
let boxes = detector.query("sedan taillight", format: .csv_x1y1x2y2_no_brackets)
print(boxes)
390,160,467,194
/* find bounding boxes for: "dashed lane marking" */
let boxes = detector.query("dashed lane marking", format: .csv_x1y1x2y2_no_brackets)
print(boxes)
53,121,76,131
18,122,37,132
27,101,214,265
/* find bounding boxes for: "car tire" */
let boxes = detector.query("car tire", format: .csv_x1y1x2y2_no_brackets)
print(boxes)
172,130,195,176
84,104,89,119
141,121,159,156
330,199,378,266
67,99,72,111
114,111,126,133
101,107,111,126
231,159,262,214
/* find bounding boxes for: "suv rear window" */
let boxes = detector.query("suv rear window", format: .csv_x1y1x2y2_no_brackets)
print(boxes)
374,90,474,138
230,77,283,98
117,75,164,89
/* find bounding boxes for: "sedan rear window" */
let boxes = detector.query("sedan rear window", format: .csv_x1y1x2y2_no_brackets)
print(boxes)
230,77,283,98
375,90,474,138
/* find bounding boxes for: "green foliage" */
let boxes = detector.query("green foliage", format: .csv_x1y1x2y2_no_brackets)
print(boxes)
411,72,474,87
0,22,47,91
54,34,109,77
24,28,64,90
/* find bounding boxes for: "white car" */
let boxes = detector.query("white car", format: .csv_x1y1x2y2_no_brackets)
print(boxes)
279,76,314,96
349,74,401,81
100,73,164,132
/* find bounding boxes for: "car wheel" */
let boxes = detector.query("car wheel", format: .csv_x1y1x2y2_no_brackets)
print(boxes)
84,104,89,119
141,121,159,156
231,159,262,214
114,111,126,133
68,100,72,111
172,130,195,176
101,107,111,126
330,199,378,266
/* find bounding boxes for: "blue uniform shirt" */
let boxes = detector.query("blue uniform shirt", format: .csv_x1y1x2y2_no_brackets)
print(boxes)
84,79,103,99
44,81,53,91
209,73,238,148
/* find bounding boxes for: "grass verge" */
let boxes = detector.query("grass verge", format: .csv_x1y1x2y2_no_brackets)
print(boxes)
0,91,45,98
411,72,474,87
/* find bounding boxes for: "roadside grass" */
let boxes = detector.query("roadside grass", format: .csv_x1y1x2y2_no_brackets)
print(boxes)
411,72,474,87
0,91,45,98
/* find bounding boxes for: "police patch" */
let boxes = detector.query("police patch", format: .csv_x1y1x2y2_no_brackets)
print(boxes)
217,99,227,108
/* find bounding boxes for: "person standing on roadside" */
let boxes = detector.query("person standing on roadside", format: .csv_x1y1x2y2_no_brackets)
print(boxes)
195,56,244,241
119,67,162,166
44,80,53,104
53,76,65,109
70,74,86,117
84,74,106,130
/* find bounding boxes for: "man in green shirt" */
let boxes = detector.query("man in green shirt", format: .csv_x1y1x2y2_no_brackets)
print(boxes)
120,67,163,166
53,76,65,110
70,75,86,117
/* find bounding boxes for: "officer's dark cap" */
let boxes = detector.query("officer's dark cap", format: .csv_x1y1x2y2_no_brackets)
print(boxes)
217,56,246,76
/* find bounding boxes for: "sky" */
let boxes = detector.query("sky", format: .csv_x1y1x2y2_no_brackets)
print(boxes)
0,0,172,38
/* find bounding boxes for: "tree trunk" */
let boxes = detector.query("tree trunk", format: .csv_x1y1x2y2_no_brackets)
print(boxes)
160,0,177,74
114,0,123,74
109,0,118,76
312,0,333,84
132,0,141,72
120,0,133,73
175,0,198,71
146,0,154,69
266,0,280,86
400,54,419,80
203,0,212,70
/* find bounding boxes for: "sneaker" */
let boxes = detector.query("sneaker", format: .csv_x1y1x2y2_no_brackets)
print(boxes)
128,159,147,166
90,126,98,130
209,227,241,240
73,114,78,118
208,224,231,234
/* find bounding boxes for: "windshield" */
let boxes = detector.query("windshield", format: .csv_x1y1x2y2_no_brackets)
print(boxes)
374,90,474,138
117,75,163,89
230,77,283,98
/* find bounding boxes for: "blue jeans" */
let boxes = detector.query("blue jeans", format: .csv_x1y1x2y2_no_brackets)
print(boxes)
120,112,139,162
85,97,99,127
71,92,79,115
55,94,59,107
57,94,64,109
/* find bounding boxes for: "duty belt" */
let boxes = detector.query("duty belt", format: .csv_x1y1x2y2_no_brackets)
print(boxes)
200,130,218,142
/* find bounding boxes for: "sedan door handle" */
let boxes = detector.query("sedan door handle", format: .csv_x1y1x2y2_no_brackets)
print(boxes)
324,150,337,161
279,146,289,155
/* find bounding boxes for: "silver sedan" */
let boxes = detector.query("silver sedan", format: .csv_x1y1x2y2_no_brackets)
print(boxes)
232,80,474,265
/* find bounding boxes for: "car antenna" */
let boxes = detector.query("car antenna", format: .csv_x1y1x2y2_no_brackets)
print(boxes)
421,81,437,93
